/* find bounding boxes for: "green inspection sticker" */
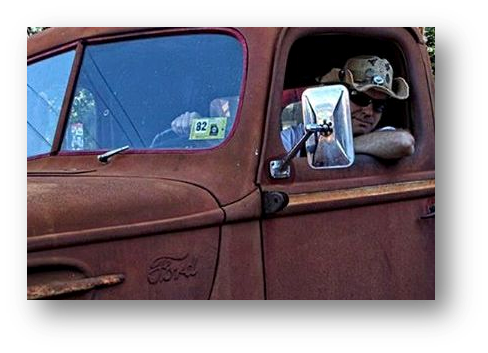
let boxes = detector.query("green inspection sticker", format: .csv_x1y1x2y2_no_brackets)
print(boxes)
189,117,227,140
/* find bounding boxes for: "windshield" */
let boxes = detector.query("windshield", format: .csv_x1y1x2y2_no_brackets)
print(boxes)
60,33,244,151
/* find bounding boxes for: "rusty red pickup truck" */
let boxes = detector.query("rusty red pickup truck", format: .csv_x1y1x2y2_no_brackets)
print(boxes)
27,27,435,299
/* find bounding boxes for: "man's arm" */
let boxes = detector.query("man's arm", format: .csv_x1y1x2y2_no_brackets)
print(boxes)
354,130,415,159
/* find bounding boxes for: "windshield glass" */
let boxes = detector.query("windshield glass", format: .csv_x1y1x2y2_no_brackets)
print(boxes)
27,51,75,157
61,33,244,151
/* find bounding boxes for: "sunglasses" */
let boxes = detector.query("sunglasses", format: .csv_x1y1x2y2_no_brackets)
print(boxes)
349,90,387,113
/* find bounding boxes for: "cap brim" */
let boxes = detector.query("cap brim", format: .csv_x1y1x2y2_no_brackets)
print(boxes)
318,69,410,100
353,77,409,100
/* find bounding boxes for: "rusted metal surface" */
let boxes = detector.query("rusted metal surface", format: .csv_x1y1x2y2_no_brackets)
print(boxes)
263,197,435,299
28,208,223,253
28,257,94,299
287,179,435,206
28,226,220,299
28,28,150,59
28,176,223,238
281,179,435,215
221,188,262,222
420,203,435,219
28,27,434,300
27,168,97,176
210,221,264,299
28,273,125,300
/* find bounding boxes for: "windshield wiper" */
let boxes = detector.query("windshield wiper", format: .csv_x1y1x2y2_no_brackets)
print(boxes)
97,145,130,163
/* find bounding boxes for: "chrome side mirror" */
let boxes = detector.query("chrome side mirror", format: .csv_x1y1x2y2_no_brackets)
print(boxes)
302,85,354,169
270,85,354,179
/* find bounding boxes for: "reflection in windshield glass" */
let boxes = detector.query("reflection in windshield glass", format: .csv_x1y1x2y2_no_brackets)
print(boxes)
61,34,244,151
27,51,75,157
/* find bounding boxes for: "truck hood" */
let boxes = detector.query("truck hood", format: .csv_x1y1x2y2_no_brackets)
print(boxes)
27,175,224,238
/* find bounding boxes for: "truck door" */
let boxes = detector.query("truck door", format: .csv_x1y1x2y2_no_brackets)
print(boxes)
258,28,435,299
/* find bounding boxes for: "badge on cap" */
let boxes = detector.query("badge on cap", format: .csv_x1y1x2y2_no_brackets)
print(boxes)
372,75,385,85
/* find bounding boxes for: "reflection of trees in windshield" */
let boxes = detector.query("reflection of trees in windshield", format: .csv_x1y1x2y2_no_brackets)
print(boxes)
66,88,101,150
65,51,145,149
70,88,95,122
85,51,145,147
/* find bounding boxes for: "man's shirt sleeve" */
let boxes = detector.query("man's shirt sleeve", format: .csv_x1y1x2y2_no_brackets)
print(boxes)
281,123,305,153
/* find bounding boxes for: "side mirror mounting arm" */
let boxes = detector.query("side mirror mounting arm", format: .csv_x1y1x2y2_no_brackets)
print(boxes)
270,123,333,179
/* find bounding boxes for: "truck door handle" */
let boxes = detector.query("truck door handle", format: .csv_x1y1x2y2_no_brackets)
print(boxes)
27,273,125,300
420,204,435,219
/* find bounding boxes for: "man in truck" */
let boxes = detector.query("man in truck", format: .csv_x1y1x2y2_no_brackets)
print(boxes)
281,55,415,159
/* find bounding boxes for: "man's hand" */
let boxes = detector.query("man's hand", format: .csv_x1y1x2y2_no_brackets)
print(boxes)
354,130,415,159
171,111,201,136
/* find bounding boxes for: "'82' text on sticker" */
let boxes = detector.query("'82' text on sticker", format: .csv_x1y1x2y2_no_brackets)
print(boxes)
195,120,208,133
189,117,227,141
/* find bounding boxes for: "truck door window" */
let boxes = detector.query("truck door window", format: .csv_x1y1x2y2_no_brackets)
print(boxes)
60,33,244,152
280,35,413,161
27,50,75,157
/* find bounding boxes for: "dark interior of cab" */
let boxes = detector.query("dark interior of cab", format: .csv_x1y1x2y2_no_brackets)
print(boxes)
282,34,411,132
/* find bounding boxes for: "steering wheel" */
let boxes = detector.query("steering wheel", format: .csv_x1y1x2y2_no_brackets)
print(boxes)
150,128,197,149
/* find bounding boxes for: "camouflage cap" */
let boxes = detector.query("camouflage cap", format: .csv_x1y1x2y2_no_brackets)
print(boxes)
317,55,409,100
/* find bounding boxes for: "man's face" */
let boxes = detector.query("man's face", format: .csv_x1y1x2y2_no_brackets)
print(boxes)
350,90,389,135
